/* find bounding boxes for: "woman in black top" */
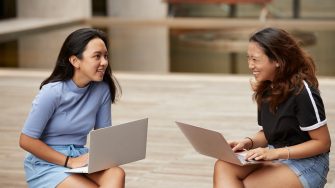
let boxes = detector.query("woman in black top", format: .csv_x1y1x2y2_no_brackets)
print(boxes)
213,27,331,188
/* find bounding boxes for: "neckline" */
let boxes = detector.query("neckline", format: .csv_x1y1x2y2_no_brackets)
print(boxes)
67,79,90,93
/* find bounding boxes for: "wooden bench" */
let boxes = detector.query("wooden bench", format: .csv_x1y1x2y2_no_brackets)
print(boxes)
164,0,272,21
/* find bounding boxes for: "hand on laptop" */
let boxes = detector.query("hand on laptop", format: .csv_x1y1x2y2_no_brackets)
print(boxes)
244,147,278,161
229,139,252,152
66,153,89,169
230,140,276,161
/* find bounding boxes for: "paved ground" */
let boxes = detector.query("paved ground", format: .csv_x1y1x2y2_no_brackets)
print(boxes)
0,68,334,187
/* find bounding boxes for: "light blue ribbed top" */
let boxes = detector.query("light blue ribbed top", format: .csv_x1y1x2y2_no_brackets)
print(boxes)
22,79,111,146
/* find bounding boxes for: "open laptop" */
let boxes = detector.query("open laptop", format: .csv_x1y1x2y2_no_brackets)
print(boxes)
66,118,148,174
176,121,263,166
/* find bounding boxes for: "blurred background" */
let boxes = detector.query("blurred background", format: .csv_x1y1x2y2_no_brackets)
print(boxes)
0,0,334,75
0,0,334,187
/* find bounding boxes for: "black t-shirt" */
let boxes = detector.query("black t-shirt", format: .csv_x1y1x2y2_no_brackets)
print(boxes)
258,81,327,148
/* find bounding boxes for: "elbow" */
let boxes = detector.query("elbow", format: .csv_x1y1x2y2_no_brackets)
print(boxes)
19,133,42,154
19,133,26,149
321,138,331,153
326,138,332,151
19,133,31,151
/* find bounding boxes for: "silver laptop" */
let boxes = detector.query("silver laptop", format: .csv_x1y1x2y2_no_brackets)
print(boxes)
66,118,148,174
176,121,263,166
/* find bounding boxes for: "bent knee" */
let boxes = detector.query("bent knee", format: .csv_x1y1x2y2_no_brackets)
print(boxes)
105,166,126,178
214,159,231,170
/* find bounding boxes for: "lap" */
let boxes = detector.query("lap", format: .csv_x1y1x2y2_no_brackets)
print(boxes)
24,145,89,188
86,166,125,184
244,152,329,188
216,152,329,188
244,162,303,188
57,174,97,188
215,159,261,179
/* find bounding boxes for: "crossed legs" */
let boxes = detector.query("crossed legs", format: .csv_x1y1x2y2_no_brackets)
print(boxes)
57,166,125,188
213,160,303,188
58,160,302,188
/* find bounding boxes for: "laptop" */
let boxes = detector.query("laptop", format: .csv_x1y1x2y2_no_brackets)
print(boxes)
66,118,148,174
176,121,263,166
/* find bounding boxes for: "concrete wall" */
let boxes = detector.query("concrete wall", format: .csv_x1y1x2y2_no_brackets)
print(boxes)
18,26,88,69
107,0,169,73
16,0,170,72
107,0,166,18
109,27,169,72
17,0,91,18
16,0,91,69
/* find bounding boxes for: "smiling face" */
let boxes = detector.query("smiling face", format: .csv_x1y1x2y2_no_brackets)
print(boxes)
247,42,277,82
71,38,108,87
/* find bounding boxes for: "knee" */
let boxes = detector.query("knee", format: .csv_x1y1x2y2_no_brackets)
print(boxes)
105,166,126,179
214,159,241,177
113,167,126,178
214,160,227,171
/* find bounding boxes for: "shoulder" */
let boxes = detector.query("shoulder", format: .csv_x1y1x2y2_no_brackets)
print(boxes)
38,81,63,101
296,81,321,100
295,81,326,130
41,81,63,90
41,81,64,94
294,80,325,114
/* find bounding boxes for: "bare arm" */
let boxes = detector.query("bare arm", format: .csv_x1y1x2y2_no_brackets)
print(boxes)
19,133,67,166
284,125,331,159
19,133,88,168
248,130,268,149
245,125,331,161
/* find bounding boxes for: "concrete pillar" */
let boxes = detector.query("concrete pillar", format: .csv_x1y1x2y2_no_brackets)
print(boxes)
18,26,88,69
17,0,91,68
17,0,91,18
107,0,169,73
109,27,169,72
107,0,166,18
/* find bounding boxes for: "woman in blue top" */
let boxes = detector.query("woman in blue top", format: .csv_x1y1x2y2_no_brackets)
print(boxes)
19,28,123,188
213,28,331,188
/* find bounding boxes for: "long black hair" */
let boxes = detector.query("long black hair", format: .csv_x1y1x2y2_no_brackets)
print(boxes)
40,28,121,103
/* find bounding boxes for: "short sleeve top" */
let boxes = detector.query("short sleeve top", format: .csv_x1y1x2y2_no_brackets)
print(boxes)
22,79,111,146
258,81,327,148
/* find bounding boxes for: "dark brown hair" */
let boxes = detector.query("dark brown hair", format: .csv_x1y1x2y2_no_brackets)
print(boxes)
249,27,318,112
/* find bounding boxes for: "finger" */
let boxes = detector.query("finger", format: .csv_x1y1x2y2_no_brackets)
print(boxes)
247,152,258,161
230,142,237,148
229,142,237,148
232,144,243,152
245,149,255,158
232,145,239,152
254,155,264,161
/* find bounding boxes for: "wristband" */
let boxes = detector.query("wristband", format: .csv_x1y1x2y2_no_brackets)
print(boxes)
244,137,254,150
64,155,70,167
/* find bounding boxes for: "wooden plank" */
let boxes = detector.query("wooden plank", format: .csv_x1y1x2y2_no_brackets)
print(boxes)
0,69,334,187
